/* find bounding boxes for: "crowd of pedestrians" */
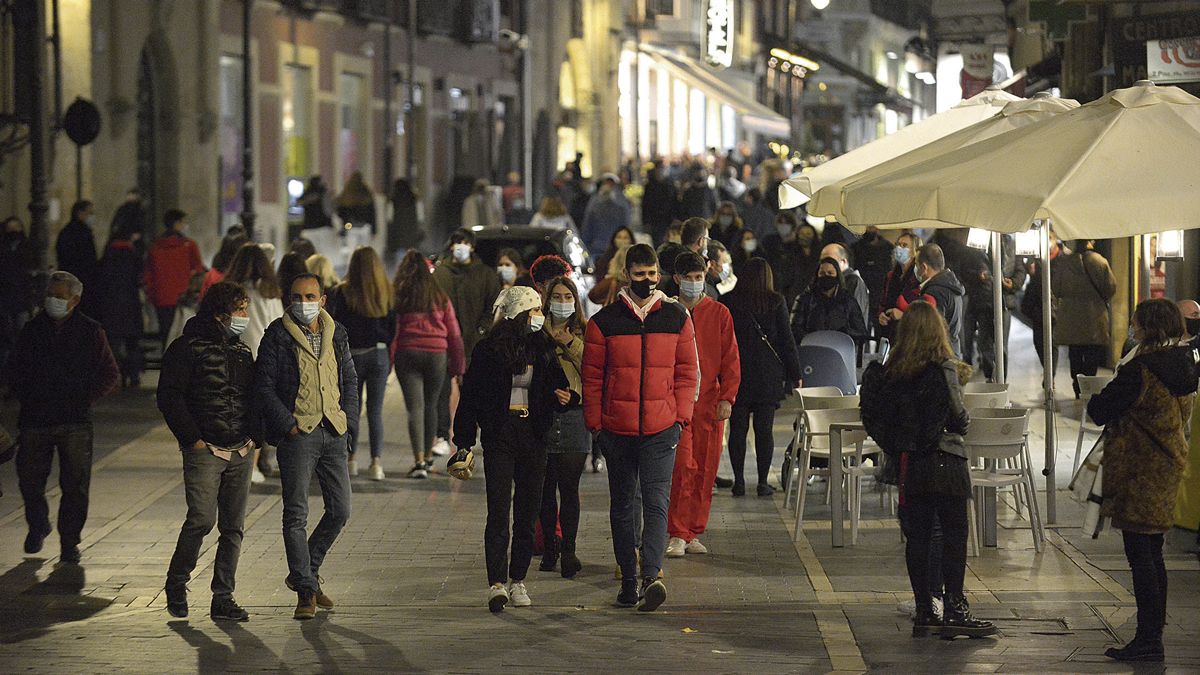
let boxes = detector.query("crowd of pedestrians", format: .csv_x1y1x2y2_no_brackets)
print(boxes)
0,157,1196,664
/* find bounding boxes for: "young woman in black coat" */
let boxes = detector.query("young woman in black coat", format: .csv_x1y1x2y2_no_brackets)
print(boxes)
97,227,145,387
451,286,569,613
790,257,869,347
721,258,800,496
860,301,995,640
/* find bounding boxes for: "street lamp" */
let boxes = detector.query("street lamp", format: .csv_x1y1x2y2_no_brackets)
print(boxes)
810,0,830,9
1155,229,1185,261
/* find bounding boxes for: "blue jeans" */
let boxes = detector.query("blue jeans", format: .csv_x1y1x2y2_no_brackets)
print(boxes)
277,426,352,594
351,347,390,459
600,424,680,581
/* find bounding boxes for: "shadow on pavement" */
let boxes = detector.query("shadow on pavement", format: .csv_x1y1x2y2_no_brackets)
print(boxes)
0,561,113,644
300,612,419,673
169,620,288,673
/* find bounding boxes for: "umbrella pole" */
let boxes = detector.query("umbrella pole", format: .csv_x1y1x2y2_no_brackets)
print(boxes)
1041,225,1057,524
992,232,1005,383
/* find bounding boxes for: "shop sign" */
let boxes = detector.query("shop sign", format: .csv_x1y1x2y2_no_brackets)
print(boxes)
1147,36,1200,84
1111,12,1200,87
704,0,733,69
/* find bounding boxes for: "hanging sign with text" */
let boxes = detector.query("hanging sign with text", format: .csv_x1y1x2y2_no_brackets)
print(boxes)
704,0,734,69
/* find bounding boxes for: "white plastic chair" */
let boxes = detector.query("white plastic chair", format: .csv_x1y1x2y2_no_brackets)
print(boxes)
780,387,844,507
964,411,1043,555
791,406,879,545
1073,375,1112,475
963,389,1009,410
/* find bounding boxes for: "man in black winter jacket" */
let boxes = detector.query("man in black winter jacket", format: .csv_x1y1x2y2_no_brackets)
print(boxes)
157,281,261,622
914,244,967,358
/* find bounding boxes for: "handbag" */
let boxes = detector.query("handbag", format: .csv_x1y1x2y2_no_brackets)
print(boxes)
1069,429,1107,538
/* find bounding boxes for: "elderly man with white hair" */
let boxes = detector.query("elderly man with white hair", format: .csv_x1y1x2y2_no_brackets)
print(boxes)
5,271,118,564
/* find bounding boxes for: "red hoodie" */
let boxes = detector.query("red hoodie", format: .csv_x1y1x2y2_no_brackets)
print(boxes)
688,296,740,405
144,232,204,308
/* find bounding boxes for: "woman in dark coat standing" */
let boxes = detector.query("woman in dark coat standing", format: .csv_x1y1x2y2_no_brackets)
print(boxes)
859,301,995,640
1087,299,1197,662
387,178,422,256
877,231,923,342
722,258,800,496
790,257,869,347
97,226,145,387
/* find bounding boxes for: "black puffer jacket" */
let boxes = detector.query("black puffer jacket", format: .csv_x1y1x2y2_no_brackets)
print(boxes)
157,316,262,448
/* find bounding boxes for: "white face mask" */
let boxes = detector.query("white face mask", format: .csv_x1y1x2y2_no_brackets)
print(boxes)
719,262,732,282
743,239,758,253
451,243,472,263
226,315,250,336
292,301,320,325
680,279,706,299
44,296,71,320
718,215,733,226
528,315,545,332
498,265,516,283
549,301,575,320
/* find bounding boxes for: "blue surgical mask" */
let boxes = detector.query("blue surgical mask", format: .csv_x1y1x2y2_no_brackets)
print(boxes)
549,301,575,320
894,247,911,266
44,296,70,320
680,279,706,299
292,302,320,325
225,315,250,337
451,244,471,263
528,315,545,333
498,265,516,283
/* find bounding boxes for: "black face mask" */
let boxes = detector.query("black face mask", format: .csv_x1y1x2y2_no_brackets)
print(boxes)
630,278,656,299
814,276,839,293
1187,317,1200,338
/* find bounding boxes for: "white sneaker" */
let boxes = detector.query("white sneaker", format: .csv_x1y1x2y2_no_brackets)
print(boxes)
509,581,531,607
488,583,508,613
408,464,428,480
431,438,451,457
251,468,266,485
666,537,687,558
369,462,385,481
347,458,359,477
685,538,708,554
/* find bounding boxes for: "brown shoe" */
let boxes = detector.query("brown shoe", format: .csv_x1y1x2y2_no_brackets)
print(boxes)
285,576,334,610
293,591,317,620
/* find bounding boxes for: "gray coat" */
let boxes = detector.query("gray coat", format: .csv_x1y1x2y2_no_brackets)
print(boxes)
1052,250,1116,346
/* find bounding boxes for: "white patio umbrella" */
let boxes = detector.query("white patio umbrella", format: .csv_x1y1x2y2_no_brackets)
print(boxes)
807,95,1079,224
777,88,1021,210
807,95,1079,383
836,80,1200,522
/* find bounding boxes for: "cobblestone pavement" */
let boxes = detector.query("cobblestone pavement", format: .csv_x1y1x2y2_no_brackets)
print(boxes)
0,329,1198,673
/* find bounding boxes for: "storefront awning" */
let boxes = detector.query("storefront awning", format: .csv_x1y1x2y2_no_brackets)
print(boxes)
640,45,791,138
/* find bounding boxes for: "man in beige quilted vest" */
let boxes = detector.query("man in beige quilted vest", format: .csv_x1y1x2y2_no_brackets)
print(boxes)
256,273,359,620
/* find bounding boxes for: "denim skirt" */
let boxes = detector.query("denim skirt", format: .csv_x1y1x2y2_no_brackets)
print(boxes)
545,407,589,454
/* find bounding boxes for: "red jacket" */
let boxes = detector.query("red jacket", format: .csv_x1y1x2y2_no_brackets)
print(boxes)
144,232,204,308
689,296,740,406
583,291,698,436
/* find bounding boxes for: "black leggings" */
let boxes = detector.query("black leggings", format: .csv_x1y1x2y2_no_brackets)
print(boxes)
1123,530,1167,641
482,418,547,585
729,402,776,485
899,494,967,606
539,453,588,552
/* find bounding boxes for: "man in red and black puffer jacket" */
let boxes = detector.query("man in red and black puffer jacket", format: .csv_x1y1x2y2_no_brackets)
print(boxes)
583,243,698,613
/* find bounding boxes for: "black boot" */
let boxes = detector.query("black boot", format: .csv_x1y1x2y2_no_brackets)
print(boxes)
911,598,943,637
539,535,559,572
940,595,997,639
1104,636,1164,662
559,541,582,579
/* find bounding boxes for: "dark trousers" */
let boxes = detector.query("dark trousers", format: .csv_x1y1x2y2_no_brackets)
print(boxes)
899,494,967,606
277,427,352,594
965,304,1011,381
436,365,453,440
728,402,776,486
166,447,253,600
112,335,144,383
395,349,446,461
899,505,945,600
482,417,547,585
350,347,389,459
17,423,93,548
156,305,176,348
1068,345,1106,396
1122,531,1167,641
1031,323,1060,378
601,424,680,581
540,452,587,552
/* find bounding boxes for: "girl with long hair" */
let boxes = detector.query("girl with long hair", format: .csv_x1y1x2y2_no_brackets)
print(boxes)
200,227,248,297
878,231,923,341
306,254,340,290
529,195,574,231
451,286,568,612
721,258,800,495
392,251,465,478
861,301,995,639
328,247,397,480
536,276,589,578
